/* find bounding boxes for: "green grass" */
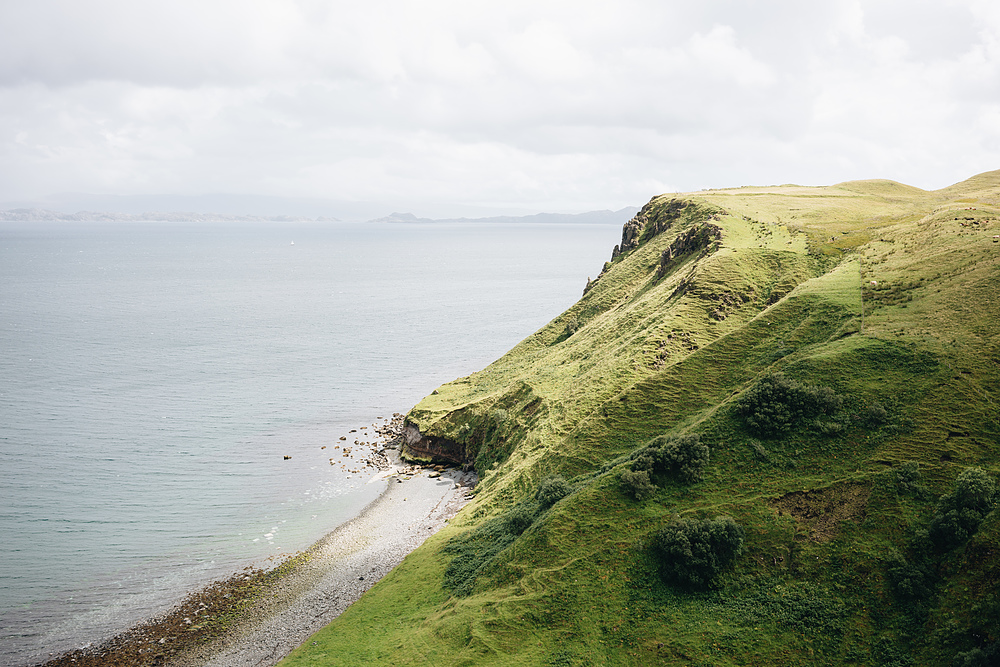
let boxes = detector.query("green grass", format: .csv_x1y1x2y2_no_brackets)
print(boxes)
281,172,1000,666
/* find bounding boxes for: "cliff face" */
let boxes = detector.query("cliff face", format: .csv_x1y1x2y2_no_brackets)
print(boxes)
611,197,692,260
400,422,470,466
289,173,1000,667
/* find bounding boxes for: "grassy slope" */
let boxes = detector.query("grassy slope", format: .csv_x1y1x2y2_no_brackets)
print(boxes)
282,173,1000,666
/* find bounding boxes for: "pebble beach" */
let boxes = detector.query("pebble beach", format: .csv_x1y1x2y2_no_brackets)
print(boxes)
38,420,476,667
176,461,476,667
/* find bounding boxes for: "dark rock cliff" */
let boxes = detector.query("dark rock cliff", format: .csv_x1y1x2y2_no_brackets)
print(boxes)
401,422,472,467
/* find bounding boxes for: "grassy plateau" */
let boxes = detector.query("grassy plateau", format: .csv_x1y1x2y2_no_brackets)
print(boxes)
281,172,1000,666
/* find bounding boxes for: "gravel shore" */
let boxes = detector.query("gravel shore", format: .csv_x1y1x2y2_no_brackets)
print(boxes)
36,415,475,667
168,460,475,667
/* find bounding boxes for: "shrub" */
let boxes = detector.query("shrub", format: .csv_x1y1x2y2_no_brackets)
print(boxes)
444,500,540,596
652,516,745,589
621,469,656,501
872,638,916,667
443,520,517,596
735,374,842,436
564,316,580,337
858,401,889,428
505,504,537,535
896,461,927,497
952,643,999,667
885,550,933,603
945,468,997,514
620,434,709,499
929,468,997,550
660,434,711,483
629,434,710,481
535,476,571,508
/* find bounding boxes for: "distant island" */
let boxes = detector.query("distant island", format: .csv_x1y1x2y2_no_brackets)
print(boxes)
368,207,640,225
0,208,340,223
0,207,639,224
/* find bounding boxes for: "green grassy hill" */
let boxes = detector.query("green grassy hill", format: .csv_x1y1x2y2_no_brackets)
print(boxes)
282,173,1000,666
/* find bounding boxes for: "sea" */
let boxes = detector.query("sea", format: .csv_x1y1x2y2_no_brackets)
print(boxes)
0,219,621,666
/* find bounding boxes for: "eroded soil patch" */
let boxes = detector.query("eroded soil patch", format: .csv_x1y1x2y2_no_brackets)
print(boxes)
769,483,870,542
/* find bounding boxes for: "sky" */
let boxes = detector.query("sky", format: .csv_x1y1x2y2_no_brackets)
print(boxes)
2,0,1000,216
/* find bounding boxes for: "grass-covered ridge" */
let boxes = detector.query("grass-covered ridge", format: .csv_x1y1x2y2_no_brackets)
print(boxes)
282,172,1000,666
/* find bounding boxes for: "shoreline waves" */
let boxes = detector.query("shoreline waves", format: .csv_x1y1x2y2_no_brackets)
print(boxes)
35,420,476,667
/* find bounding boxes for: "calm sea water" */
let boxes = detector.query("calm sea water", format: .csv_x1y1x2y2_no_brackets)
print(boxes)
0,219,620,665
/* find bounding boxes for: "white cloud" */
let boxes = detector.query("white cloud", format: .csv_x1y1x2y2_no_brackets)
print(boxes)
1,0,999,211
688,25,777,87
501,21,590,82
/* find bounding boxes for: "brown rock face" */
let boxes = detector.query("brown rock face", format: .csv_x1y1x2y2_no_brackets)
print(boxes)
401,422,470,466
611,198,690,261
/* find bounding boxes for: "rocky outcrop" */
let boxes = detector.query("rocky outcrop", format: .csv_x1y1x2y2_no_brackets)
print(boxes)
611,198,691,260
401,422,471,467
656,223,723,279
611,215,644,260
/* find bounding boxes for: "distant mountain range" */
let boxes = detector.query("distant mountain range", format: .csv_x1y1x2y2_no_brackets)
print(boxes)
0,208,342,223
0,208,341,223
0,206,640,225
0,193,642,223
0,193,386,221
367,208,639,225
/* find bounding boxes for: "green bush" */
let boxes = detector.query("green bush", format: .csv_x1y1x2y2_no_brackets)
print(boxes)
620,469,656,501
444,500,541,596
952,643,999,667
858,401,889,428
535,476,571,508
896,461,928,497
872,638,916,667
929,468,997,550
444,475,581,596
652,516,744,589
628,434,709,481
735,374,842,436
660,434,711,483
443,519,518,596
620,434,709,500
885,549,933,615
505,504,537,535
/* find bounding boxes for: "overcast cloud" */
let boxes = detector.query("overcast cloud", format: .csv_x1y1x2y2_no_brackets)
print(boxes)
1,0,999,215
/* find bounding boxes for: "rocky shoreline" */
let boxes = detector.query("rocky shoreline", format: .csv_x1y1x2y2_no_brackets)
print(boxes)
35,416,476,667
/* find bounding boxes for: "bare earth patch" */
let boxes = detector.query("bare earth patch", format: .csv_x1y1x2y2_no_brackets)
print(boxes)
769,483,870,542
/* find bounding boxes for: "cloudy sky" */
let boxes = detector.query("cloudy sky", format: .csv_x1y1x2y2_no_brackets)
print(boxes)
2,0,999,216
